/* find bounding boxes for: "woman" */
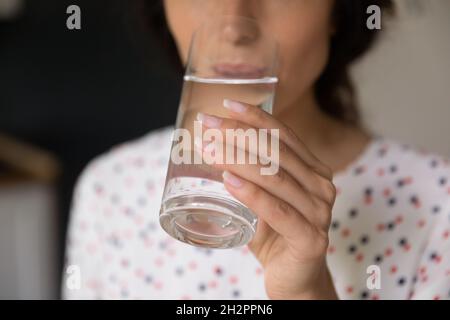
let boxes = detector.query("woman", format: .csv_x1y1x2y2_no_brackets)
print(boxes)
63,0,450,300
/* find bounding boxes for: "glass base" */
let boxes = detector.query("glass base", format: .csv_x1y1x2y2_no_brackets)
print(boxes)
160,194,257,249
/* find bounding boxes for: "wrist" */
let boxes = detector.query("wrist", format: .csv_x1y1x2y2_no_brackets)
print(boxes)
293,268,338,300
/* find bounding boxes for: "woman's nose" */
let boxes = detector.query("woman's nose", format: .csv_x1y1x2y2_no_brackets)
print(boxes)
219,0,260,45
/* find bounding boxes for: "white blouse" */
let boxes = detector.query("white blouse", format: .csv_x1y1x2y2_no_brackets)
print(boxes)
63,126,450,299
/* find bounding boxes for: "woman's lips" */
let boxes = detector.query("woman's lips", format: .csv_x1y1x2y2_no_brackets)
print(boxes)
212,63,266,79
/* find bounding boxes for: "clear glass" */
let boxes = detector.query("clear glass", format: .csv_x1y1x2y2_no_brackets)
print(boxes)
159,16,278,249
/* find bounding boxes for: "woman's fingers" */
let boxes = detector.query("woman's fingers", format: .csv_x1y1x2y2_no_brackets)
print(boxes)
197,112,336,204
223,99,333,180
196,138,331,230
222,170,328,256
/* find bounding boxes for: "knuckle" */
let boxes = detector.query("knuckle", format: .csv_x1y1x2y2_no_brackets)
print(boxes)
320,178,336,203
313,197,328,212
272,168,287,184
315,231,330,254
284,124,299,143
319,165,333,180
254,107,267,123
241,182,260,201
274,199,290,217
230,119,241,130
312,198,332,230
278,141,288,156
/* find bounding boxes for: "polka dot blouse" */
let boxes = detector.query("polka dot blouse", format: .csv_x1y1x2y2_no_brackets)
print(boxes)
63,126,450,300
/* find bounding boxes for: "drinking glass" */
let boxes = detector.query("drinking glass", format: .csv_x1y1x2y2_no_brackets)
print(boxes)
159,15,278,249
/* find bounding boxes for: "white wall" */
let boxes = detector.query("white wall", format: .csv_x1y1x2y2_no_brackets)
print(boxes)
0,183,58,299
353,0,450,156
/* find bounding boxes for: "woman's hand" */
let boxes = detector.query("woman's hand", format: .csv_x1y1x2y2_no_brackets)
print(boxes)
196,99,338,300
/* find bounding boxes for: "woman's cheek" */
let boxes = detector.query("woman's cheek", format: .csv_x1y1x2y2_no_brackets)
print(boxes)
277,26,331,102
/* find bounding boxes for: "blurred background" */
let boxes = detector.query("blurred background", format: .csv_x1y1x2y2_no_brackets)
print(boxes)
0,0,449,299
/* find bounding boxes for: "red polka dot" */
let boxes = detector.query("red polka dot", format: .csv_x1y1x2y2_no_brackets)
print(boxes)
385,247,393,257
229,275,238,284
155,257,164,267
417,219,426,228
341,228,351,238
390,265,398,274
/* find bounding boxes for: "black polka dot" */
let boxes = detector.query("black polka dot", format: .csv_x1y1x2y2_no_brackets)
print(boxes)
399,237,407,246
360,235,370,245
349,209,358,218
360,291,369,299
378,148,387,157
397,179,405,187
138,230,147,239
232,290,240,297
365,187,373,196
387,222,396,230
389,165,398,173
110,194,120,204
430,159,438,168
137,197,147,207
145,275,153,283
432,205,441,214
159,241,167,249
397,277,407,286
331,220,340,230
388,197,397,206
198,283,206,291
374,254,383,263
429,252,438,261
439,177,447,186
175,267,184,276
348,245,357,254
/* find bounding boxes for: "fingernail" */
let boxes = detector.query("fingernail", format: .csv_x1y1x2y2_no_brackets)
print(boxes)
223,99,247,113
197,112,222,128
222,171,243,188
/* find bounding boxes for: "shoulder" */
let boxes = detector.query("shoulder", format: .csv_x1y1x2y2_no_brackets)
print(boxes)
72,126,174,203
368,136,450,189
338,135,450,214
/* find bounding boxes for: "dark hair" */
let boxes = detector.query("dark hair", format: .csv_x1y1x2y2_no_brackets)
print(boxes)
141,0,394,125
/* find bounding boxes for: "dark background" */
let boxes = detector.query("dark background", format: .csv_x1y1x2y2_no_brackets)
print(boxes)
0,0,181,278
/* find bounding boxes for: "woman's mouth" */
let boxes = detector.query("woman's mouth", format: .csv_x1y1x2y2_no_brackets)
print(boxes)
212,63,266,79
